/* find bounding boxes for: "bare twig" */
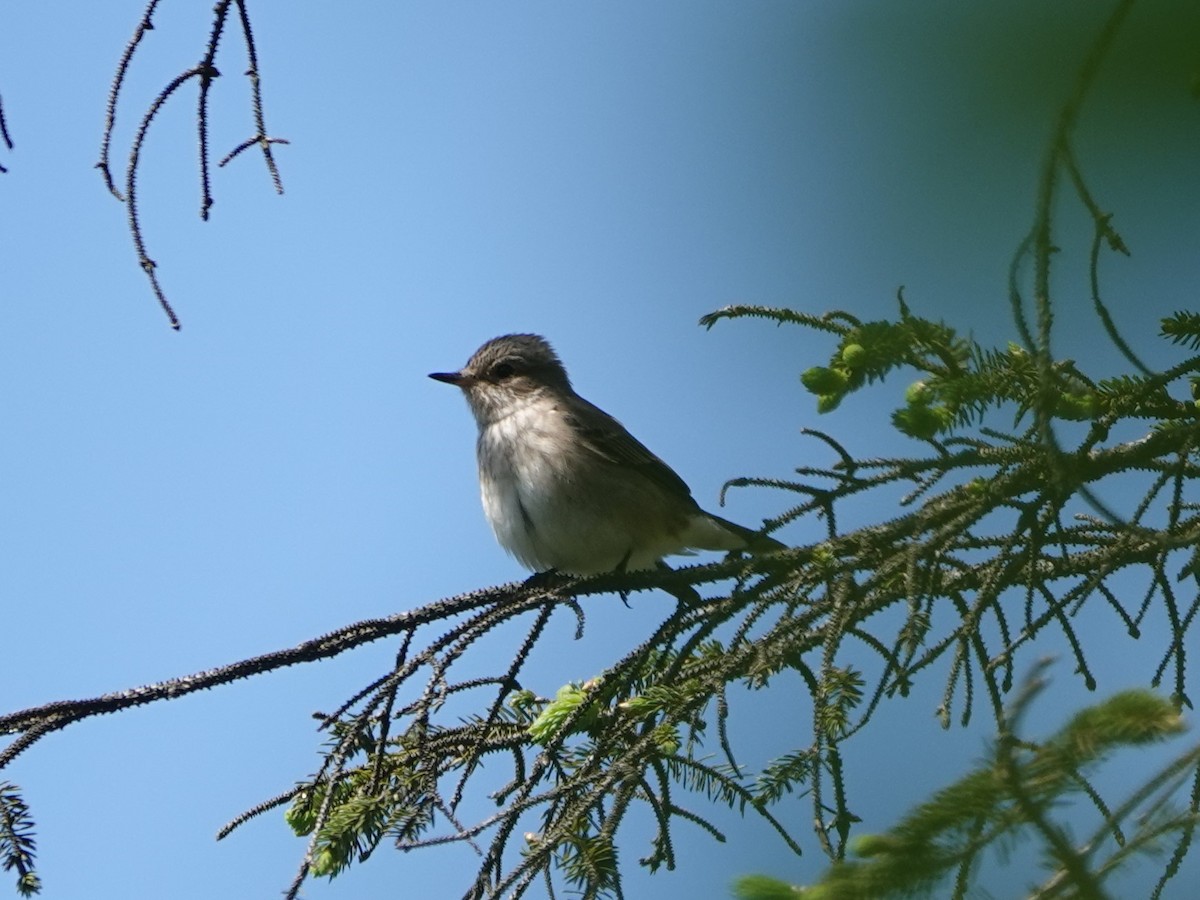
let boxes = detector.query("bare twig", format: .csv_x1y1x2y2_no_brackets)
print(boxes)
98,0,288,328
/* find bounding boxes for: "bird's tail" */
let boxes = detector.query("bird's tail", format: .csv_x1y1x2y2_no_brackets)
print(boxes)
703,513,786,554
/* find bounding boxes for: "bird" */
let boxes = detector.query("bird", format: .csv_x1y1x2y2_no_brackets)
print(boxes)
429,333,784,577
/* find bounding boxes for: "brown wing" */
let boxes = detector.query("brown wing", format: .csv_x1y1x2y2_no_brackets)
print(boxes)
562,397,697,505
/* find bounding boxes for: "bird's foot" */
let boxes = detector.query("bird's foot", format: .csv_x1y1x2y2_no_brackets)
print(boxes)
523,569,570,591
614,549,634,607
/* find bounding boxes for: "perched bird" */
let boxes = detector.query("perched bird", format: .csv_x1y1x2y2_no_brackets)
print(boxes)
430,334,784,576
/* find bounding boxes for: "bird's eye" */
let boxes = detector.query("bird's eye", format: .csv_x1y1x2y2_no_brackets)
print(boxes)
492,362,516,379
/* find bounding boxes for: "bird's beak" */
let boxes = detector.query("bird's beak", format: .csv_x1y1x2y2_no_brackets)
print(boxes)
429,370,468,386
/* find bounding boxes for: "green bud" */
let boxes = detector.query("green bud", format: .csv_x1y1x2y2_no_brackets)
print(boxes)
904,380,931,405
652,724,681,755
619,695,654,715
1055,393,1097,421
528,683,597,742
811,546,836,571
816,393,843,414
800,366,849,395
508,689,539,712
309,846,334,876
840,343,868,368
893,405,945,440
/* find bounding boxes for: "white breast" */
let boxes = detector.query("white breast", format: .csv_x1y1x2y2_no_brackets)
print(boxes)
475,394,674,574
475,395,566,570
471,390,738,574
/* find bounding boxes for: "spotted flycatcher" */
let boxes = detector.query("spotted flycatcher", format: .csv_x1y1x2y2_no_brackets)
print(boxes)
430,334,784,576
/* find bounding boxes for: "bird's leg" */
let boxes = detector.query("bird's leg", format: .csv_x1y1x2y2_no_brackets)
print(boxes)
614,549,633,607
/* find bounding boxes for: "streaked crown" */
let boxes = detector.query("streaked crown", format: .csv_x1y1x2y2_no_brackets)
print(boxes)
432,334,574,425
463,334,570,389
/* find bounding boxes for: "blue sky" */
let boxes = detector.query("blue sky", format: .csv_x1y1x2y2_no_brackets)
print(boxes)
3,2,1200,897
